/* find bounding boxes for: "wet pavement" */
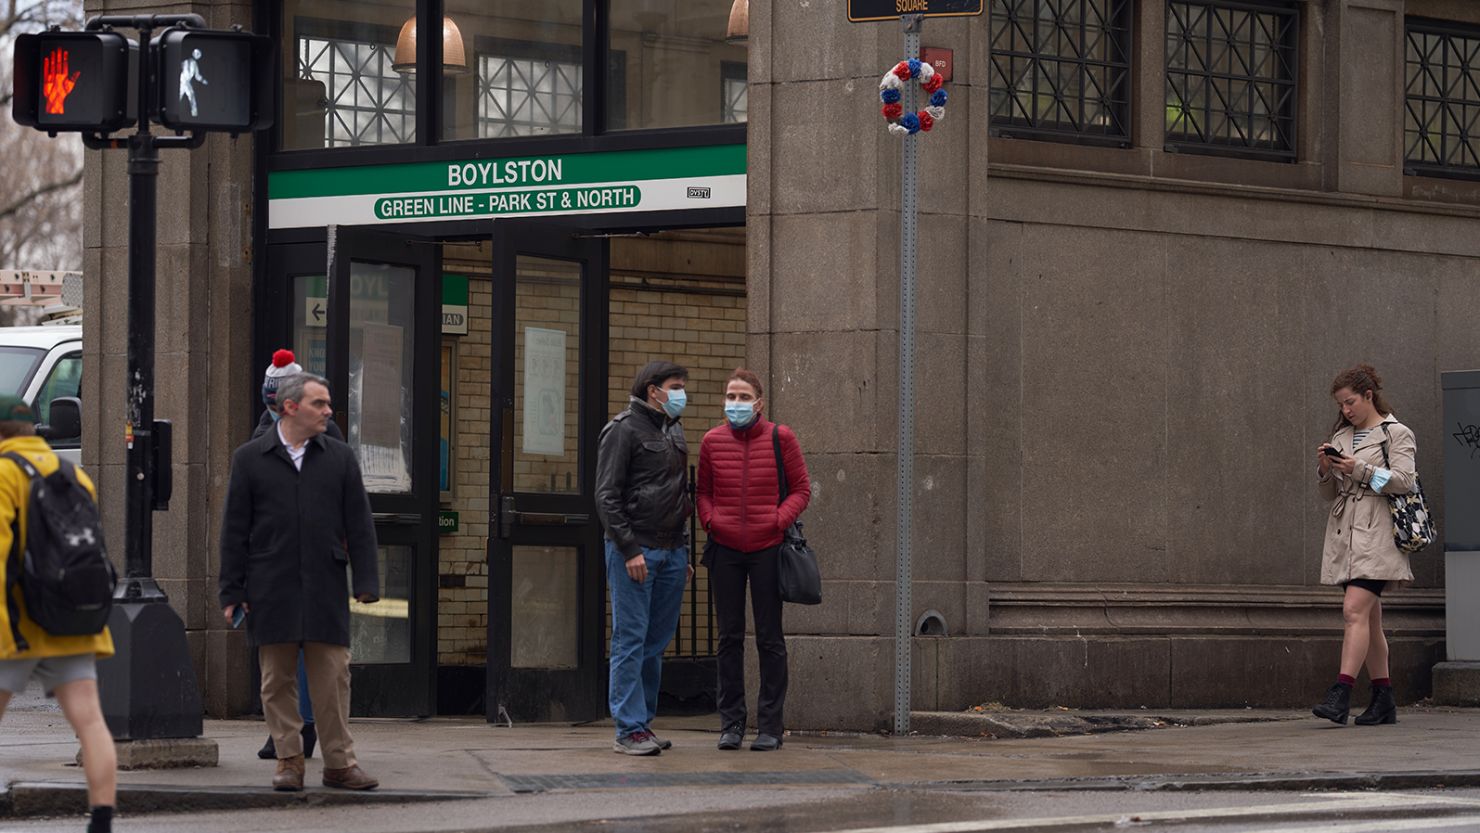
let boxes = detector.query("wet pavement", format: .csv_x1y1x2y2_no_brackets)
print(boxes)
3,681,1480,832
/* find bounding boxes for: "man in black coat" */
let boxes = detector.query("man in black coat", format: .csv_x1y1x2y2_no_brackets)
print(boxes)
250,349,339,762
219,373,380,792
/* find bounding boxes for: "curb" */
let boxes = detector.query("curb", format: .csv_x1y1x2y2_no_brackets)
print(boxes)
920,769,1480,793
908,711,1304,739
0,781,490,819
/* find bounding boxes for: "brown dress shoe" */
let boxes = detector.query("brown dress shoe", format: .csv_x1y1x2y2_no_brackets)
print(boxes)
322,764,379,790
272,755,305,792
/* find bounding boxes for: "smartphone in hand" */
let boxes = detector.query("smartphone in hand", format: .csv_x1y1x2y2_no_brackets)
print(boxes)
231,606,246,629
1322,446,1344,458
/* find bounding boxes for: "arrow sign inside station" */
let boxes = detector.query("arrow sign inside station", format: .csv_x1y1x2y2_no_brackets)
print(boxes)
305,297,327,328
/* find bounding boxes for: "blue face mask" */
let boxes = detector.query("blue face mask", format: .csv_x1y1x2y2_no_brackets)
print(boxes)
269,409,282,423
724,401,756,428
660,387,687,419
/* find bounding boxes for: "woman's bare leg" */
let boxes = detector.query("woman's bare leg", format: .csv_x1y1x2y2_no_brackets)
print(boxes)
1364,599,1390,681
1339,585,1379,678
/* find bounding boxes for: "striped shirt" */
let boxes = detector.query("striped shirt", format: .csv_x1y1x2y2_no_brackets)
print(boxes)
1349,426,1391,493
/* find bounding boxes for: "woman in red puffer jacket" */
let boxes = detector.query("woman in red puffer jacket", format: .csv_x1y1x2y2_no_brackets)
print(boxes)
697,368,810,753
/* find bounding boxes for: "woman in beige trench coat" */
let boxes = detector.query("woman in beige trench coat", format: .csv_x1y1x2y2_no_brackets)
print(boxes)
1313,364,1415,726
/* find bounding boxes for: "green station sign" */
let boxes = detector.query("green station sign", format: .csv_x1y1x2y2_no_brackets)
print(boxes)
268,145,744,229
438,510,459,535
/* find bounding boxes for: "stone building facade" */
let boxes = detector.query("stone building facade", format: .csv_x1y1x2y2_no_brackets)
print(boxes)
78,0,1480,728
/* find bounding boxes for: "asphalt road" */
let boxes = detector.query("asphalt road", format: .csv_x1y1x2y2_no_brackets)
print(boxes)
6,786,1480,832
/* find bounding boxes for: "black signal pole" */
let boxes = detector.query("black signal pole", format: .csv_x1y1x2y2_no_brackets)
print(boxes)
82,14,207,742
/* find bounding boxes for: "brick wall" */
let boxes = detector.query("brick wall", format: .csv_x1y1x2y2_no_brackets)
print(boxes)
606,277,747,658
435,241,746,666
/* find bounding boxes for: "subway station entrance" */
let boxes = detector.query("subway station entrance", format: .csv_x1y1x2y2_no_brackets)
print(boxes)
261,202,745,721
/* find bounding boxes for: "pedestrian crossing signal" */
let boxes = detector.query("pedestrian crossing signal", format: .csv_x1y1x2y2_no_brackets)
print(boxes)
153,28,274,134
11,31,133,133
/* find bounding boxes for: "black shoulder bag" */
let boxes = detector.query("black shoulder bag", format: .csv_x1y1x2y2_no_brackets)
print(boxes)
771,425,821,605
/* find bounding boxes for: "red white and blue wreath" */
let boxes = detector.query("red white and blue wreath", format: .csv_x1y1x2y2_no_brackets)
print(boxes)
879,58,948,136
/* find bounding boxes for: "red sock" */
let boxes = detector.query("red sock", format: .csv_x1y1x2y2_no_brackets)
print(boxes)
1338,674,1356,687
1372,677,1391,688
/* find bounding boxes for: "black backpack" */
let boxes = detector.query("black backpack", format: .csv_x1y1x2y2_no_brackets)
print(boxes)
3,452,115,652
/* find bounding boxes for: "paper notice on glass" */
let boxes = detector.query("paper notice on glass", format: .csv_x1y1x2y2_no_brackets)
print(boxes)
522,327,567,457
353,321,411,493
359,323,404,449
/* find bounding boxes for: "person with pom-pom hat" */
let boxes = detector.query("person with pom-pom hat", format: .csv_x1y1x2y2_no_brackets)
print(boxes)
249,350,341,762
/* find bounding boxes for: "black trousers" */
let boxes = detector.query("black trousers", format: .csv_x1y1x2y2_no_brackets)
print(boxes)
711,542,788,736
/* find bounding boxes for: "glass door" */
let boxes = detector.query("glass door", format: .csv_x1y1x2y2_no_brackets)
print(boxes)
326,228,440,717
487,220,608,723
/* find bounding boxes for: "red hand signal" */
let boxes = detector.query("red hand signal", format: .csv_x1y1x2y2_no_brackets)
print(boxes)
42,48,80,115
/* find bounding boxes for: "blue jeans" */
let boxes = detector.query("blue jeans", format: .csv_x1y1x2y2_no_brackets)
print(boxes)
606,541,688,739
297,651,314,724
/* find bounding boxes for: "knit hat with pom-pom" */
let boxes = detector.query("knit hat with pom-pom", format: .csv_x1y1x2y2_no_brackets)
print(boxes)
261,349,303,411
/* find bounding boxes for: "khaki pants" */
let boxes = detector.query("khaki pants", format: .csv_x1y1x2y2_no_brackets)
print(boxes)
260,642,355,769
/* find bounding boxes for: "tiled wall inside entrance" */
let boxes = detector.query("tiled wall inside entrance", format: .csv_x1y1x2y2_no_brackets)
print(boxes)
437,228,746,668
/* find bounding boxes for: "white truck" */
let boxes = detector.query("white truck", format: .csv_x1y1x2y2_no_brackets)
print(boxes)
0,325,83,463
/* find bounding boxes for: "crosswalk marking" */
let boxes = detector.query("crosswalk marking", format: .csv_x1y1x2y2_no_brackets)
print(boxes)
1242,815,1480,833
823,792,1480,833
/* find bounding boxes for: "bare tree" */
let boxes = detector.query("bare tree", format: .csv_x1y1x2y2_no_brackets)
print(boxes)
0,0,85,270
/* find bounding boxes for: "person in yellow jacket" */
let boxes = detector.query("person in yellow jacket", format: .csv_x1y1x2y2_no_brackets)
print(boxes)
0,395,117,833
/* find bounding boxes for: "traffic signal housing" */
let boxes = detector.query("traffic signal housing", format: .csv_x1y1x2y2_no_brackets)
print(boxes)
12,31,134,133
153,27,274,134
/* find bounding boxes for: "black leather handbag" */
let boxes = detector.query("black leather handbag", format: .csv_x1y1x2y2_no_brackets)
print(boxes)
772,425,821,605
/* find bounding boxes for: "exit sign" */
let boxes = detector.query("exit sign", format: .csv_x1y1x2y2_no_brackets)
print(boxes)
847,0,983,22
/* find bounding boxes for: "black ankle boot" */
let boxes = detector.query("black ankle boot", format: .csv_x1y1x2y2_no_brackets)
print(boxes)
257,735,276,759
1312,683,1351,724
1354,685,1397,725
302,722,317,758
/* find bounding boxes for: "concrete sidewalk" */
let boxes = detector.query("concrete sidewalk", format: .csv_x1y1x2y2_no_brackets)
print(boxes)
2,686,1478,819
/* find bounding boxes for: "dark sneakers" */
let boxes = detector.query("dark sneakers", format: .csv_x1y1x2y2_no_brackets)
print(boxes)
613,731,662,756
257,724,317,760
751,733,783,751
717,723,745,751
1313,683,1352,724
1354,686,1398,725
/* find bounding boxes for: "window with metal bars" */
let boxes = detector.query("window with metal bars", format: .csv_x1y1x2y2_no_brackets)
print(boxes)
1405,20,1480,177
721,62,748,125
476,52,584,138
1165,0,1299,161
297,34,417,148
989,0,1133,145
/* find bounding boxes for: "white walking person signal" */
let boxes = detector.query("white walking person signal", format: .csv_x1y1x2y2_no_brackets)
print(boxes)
178,48,208,117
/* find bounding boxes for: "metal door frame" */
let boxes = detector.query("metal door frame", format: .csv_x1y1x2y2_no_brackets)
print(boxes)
486,218,609,724
318,227,441,717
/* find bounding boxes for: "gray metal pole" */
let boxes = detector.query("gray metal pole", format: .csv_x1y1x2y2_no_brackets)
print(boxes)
894,13,923,736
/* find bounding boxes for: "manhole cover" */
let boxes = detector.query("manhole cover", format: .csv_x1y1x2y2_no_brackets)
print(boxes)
498,769,873,793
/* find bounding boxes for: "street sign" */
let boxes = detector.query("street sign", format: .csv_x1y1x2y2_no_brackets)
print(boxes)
12,31,133,133
152,27,274,133
847,0,982,22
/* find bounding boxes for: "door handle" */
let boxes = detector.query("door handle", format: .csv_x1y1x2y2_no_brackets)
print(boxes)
499,495,515,540
372,512,421,525
495,494,590,539
515,512,591,527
